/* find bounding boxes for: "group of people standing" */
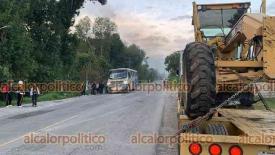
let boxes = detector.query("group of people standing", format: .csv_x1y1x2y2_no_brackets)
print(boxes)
91,81,105,95
82,81,106,95
1,80,40,107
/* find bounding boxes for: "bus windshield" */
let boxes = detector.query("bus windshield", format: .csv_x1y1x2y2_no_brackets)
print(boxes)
109,70,128,79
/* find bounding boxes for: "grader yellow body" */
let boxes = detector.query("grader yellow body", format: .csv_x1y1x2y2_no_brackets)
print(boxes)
181,0,275,118
178,1,275,154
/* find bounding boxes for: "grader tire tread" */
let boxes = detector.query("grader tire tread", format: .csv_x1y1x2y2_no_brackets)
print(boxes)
183,42,216,119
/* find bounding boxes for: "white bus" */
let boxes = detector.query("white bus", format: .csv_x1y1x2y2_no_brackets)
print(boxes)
107,68,138,93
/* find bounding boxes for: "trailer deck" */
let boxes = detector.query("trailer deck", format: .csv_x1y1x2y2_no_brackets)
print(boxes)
219,109,275,138
178,102,275,154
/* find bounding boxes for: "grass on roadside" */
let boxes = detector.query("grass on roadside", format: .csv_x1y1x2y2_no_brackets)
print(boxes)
244,97,275,110
0,92,80,107
263,98,275,109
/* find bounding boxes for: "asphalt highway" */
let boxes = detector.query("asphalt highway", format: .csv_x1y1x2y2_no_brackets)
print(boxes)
0,92,178,155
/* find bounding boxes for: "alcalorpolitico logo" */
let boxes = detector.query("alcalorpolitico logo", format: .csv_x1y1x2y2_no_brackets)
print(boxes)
130,133,213,144
24,132,106,146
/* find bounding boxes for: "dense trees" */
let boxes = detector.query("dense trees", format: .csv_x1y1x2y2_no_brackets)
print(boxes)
0,0,35,80
0,0,157,82
0,0,91,81
75,16,158,81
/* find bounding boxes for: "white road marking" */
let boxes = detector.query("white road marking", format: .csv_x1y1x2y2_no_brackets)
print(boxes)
0,114,79,148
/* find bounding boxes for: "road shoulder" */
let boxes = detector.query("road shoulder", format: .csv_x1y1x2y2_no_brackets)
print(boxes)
156,93,178,155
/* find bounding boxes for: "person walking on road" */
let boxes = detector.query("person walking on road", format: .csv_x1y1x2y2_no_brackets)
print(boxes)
30,84,40,107
17,81,25,107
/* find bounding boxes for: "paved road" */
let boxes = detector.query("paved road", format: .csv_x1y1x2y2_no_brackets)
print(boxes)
0,92,178,155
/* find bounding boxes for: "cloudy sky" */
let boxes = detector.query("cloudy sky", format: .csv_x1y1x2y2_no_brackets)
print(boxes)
76,0,275,74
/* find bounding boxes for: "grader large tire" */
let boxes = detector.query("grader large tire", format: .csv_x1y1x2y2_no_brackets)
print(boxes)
182,42,216,119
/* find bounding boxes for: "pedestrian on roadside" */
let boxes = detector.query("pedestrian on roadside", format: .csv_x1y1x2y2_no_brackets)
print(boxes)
96,82,100,94
6,80,13,106
30,84,40,107
91,81,96,95
99,81,104,94
87,81,92,95
81,82,86,96
17,81,25,107
1,82,10,106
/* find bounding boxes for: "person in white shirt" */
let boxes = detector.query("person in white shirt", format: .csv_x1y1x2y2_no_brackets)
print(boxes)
17,81,25,107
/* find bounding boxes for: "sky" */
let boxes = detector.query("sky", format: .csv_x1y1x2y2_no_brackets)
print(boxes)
76,0,275,74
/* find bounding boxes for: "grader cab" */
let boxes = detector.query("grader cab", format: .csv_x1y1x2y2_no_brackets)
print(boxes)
181,0,275,118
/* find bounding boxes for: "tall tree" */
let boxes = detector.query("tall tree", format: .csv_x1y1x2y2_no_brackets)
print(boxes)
164,51,180,76
93,17,117,39
124,44,145,70
110,33,125,68
92,17,117,59
75,16,92,40
25,0,104,81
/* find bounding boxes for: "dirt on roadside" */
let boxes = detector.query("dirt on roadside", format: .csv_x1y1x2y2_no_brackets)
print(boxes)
156,93,178,155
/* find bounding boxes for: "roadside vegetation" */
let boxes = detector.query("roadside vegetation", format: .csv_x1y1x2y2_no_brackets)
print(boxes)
254,99,275,110
0,92,79,107
264,98,275,109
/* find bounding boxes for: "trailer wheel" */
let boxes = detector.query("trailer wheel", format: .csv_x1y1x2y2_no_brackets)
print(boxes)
182,42,216,119
184,126,200,134
206,124,228,135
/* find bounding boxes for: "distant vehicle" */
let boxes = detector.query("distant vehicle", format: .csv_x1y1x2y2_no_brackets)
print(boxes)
107,68,138,93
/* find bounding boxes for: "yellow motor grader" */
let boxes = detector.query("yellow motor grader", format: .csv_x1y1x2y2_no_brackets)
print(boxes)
181,0,275,119
178,1,275,154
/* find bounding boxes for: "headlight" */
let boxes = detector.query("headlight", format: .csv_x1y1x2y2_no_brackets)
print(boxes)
123,81,128,85
107,82,111,86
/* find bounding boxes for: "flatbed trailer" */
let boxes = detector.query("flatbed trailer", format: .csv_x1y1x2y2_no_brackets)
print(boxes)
177,101,275,155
